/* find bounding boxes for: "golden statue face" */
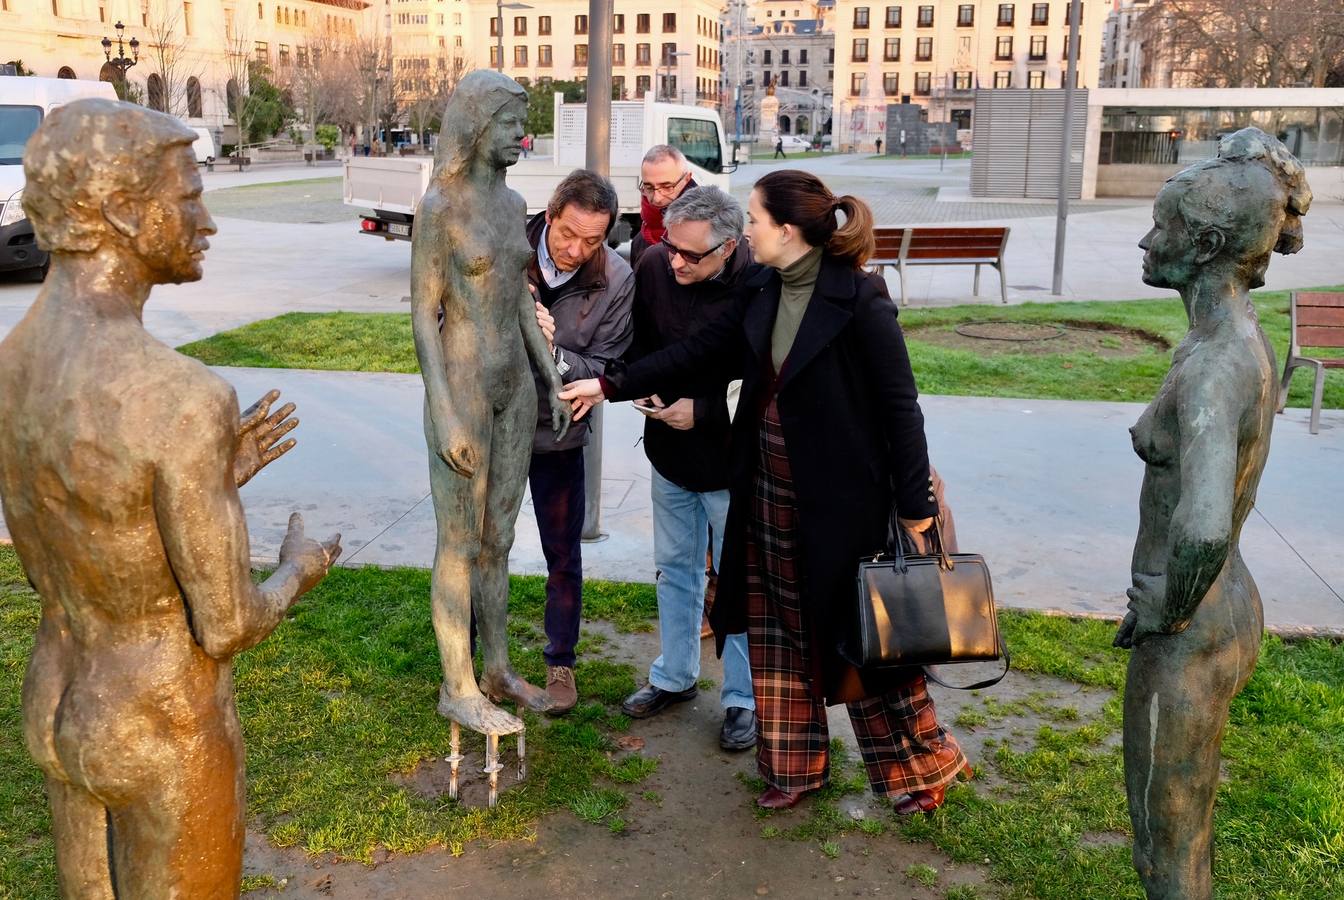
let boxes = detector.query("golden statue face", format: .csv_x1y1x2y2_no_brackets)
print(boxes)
123,145,218,285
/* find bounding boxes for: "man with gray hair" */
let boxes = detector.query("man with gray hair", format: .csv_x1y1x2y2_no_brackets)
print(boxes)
629,144,694,270
619,186,761,751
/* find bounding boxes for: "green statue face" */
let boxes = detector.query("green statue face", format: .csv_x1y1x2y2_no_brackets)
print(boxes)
1138,183,1199,290
486,95,527,170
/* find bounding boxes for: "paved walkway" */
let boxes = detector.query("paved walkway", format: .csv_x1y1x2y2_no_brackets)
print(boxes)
5,367,1333,636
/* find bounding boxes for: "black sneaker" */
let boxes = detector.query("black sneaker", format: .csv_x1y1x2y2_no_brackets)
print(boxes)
621,682,698,718
720,707,757,751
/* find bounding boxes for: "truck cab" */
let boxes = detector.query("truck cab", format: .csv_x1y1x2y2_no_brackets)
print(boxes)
345,93,734,246
0,76,118,281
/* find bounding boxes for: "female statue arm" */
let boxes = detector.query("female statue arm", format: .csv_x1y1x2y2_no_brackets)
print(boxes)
410,227,478,477
519,286,572,441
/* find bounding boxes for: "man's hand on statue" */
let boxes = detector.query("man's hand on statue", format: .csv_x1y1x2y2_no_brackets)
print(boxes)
549,390,573,442
235,389,299,488
533,298,555,353
559,379,606,421
278,512,342,602
648,395,695,431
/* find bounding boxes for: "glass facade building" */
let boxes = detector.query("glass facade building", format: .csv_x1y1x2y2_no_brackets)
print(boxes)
1099,105,1344,167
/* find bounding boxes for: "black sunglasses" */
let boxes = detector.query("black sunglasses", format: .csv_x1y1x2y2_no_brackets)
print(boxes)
660,234,727,265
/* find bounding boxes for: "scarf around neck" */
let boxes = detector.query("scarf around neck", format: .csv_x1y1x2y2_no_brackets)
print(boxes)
640,193,667,248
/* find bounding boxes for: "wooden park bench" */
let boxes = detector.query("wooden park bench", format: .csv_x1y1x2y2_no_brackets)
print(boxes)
869,226,1010,306
1278,290,1344,434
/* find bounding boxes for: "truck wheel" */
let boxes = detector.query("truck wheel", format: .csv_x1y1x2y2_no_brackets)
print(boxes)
29,257,50,283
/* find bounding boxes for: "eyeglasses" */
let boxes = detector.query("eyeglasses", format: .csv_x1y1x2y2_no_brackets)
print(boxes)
660,234,727,265
637,171,689,198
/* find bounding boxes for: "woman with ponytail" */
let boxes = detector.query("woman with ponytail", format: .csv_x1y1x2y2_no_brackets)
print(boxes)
561,169,969,813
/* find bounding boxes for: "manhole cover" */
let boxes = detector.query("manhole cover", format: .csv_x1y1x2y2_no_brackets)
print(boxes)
955,321,1065,342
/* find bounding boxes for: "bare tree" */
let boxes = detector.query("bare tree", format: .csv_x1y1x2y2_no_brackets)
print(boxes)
221,20,257,152
346,30,397,154
403,57,471,148
282,34,357,150
141,0,201,116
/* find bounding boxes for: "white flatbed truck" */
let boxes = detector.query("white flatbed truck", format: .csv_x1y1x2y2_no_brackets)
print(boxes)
344,93,735,245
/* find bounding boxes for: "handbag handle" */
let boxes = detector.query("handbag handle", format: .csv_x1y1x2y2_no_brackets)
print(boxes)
923,636,1012,691
885,508,953,572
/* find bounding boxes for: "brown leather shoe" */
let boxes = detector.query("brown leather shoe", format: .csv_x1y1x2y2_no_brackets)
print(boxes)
757,786,810,810
545,666,578,716
893,763,973,816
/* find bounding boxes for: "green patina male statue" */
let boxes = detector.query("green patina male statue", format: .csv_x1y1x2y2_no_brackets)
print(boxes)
0,99,340,897
1114,127,1312,900
410,69,572,742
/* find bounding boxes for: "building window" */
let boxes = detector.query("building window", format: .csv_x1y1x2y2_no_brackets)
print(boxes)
799,70,808,86
851,39,868,62
951,108,972,129
885,6,901,27
613,75,626,97
780,70,789,86
186,76,202,116
513,46,527,66
1028,69,1044,88
917,5,933,26
637,13,649,33
575,43,588,65
636,43,650,65
916,37,932,60
1062,34,1078,60
636,74,650,97
514,16,525,35
1060,69,1079,87
884,38,900,60
1031,2,1048,25
762,70,771,86
997,3,1014,25
661,42,677,64
254,41,268,63
183,0,192,34
763,49,772,64
828,47,835,63
539,44,552,66
914,71,931,94
883,72,899,95
799,48,808,64
538,15,550,34
613,43,625,65
953,70,972,89
613,13,624,33
781,49,790,64
490,46,500,67
957,4,973,26
278,44,290,66
662,12,676,32
575,14,587,34
489,16,498,36
1029,35,1046,59
853,6,869,28
993,69,1011,88
995,36,1012,59
849,72,866,96
1065,2,1082,25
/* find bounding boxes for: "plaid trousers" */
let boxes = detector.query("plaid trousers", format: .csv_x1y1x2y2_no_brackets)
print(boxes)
745,397,968,797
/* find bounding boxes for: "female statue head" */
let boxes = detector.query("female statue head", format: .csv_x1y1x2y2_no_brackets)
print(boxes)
1140,127,1312,292
432,69,528,180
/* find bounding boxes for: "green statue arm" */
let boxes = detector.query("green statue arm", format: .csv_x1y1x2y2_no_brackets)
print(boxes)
1158,372,1240,633
520,287,572,442
154,382,340,660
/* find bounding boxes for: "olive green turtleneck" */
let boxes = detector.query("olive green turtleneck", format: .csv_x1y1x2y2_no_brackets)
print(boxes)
770,245,824,373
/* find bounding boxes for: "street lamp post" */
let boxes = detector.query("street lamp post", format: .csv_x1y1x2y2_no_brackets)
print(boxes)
100,21,140,85
658,51,690,102
496,0,532,72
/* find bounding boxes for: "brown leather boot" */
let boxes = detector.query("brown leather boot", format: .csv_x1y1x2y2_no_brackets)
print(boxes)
545,665,578,716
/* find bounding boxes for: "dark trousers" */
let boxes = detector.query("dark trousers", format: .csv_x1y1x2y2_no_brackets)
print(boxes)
529,447,586,668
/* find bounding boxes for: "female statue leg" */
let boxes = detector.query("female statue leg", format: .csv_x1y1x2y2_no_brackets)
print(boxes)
47,779,113,899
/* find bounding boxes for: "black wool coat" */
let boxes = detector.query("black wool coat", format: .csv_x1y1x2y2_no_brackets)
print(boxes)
602,254,938,701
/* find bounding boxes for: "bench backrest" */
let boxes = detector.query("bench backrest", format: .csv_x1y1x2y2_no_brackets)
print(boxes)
1292,291,1344,350
870,226,1008,261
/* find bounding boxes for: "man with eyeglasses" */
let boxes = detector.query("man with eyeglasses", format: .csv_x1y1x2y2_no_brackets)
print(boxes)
618,186,760,752
629,144,695,271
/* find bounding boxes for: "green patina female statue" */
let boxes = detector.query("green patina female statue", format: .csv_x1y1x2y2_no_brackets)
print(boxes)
1115,127,1311,900
410,70,572,736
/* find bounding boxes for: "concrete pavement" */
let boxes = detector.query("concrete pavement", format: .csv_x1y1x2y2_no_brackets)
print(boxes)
6,367,1332,636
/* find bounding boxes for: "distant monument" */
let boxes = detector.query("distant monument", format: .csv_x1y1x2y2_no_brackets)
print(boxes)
0,98,340,896
1115,127,1311,900
409,69,572,804
760,84,780,141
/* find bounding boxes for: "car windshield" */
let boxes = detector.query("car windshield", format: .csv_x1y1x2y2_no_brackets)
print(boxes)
0,105,42,165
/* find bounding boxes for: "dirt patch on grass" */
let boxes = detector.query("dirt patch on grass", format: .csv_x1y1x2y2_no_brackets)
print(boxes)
906,320,1169,358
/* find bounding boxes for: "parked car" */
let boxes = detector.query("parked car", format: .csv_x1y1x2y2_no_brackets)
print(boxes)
190,126,216,164
776,134,811,152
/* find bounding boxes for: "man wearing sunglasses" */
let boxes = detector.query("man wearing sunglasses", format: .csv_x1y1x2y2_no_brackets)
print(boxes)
629,144,695,271
619,186,761,753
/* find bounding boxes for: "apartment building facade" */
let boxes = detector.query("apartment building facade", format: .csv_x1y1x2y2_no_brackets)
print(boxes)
722,0,835,138
463,0,724,105
832,0,1106,148
1098,0,1149,88
2,0,370,136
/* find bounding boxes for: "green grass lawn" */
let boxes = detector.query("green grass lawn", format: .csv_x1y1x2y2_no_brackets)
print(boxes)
2,545,1341,898
177,291,1344,410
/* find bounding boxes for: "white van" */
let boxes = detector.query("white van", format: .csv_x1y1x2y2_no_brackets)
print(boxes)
0,76,118,280
190,126,216,165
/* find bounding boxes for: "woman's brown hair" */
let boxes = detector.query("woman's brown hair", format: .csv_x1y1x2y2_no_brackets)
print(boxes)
753,169,875,267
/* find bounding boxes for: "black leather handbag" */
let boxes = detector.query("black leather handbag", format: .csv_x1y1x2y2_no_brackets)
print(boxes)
841,514,1009,690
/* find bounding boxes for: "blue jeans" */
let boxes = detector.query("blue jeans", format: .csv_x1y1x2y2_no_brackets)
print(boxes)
648,469,755,711
530,447,586,668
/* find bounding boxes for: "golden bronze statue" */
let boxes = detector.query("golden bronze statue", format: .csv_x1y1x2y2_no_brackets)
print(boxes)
1115,127,1311,899
0,98,340,897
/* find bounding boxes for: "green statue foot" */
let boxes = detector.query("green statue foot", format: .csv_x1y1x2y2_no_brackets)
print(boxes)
479,669,556,714
437,684,524,735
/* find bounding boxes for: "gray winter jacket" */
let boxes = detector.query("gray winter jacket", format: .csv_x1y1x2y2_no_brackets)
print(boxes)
525,211,635,453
